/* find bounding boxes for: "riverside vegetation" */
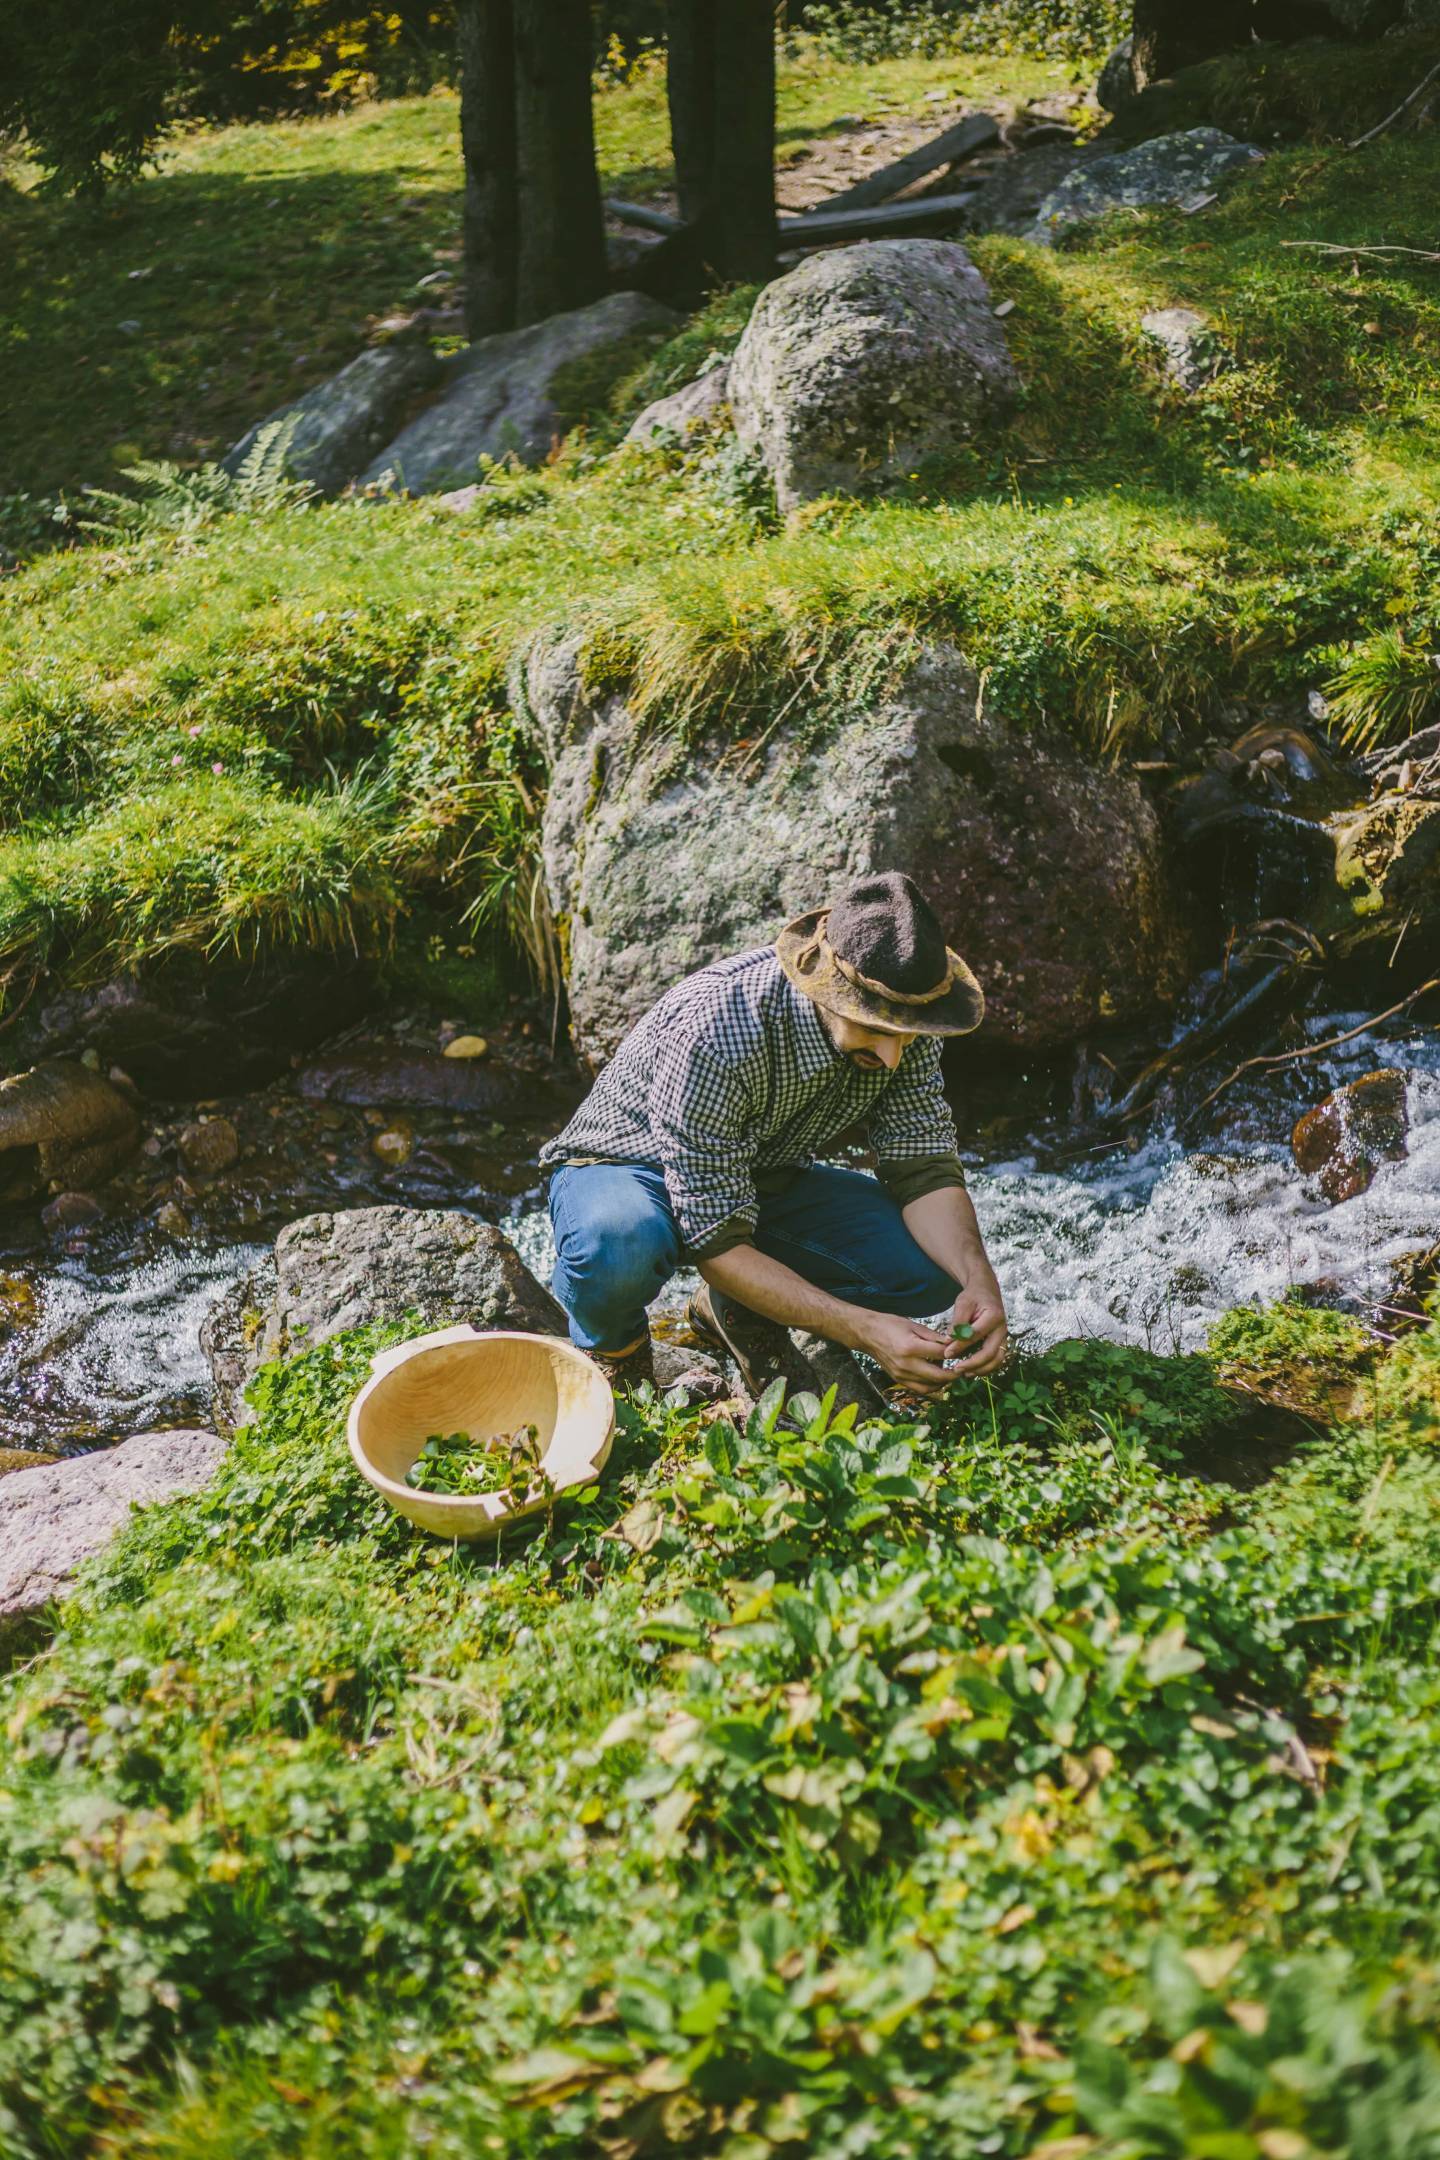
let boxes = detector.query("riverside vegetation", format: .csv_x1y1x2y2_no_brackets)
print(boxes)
1,1303,1438,2153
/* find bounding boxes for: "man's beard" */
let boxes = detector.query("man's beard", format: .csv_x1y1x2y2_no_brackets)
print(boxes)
847,1050,885,1071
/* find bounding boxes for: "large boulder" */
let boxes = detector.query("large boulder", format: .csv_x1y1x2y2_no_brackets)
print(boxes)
222,336,442,496
0,1429,227,1659
0,1061,140,1207
361,291,678,495
727,240,1020,513
521,635,1193,1064
1029,129,1264,244
203,1205,567,1430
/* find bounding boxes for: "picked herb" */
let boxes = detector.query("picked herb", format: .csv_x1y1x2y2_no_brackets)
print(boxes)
404,1424,551,1502
952,1322,975,1342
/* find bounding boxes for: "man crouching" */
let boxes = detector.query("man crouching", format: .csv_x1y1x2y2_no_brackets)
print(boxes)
539,870,1008,1399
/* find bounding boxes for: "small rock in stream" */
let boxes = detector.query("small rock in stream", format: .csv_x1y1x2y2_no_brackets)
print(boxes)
42,1191,103,1234
1291,1069,1409,1204
179,1116,240,1176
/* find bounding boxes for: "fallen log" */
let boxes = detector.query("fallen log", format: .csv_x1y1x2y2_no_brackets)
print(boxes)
777,190,981,246
816,112,1000,214
604,198,683,236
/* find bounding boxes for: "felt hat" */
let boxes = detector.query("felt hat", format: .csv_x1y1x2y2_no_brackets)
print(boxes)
775,870,984,1037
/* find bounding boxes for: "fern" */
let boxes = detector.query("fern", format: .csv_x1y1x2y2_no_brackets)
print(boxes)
79,415,312,542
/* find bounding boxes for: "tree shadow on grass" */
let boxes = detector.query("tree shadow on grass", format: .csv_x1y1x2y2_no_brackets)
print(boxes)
0,164,463,498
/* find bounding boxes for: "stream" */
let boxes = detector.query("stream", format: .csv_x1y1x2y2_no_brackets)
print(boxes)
3,1009,1437,1457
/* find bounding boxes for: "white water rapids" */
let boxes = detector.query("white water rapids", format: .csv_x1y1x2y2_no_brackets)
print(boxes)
3,1015,1437,1450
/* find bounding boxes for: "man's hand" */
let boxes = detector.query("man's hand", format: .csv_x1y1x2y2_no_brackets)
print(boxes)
849,1311,954,1395
945,1268,1009,1377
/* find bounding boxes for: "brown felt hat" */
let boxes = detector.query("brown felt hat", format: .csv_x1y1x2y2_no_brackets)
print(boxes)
775,870,984,1038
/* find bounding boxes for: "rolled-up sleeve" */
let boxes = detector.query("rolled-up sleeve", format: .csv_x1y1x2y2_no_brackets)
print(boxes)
867,1038,965,1202
650,1031,760,1258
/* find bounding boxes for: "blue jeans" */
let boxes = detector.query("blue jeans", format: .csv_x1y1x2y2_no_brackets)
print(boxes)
547,1159,957,1352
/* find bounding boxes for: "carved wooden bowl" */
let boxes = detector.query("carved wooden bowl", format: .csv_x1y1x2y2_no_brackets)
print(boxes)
347,1324,614,1538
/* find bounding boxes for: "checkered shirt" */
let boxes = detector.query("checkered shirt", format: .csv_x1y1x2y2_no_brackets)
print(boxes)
539,947,962,1257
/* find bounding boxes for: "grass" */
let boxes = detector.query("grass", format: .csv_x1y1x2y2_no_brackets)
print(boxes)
3,37,1440,1007
0,1306,1437,2154
0,46,1074,505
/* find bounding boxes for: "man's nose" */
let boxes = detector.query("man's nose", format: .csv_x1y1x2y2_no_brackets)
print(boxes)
874,1036,903,1070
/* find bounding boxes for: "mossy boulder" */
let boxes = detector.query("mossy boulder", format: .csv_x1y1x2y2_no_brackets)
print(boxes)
728,240,1020,512
1029,128,1265,244
523,634,1194,1064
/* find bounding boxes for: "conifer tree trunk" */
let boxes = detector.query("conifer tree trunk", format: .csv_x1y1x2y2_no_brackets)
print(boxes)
512,0,607,324
457,0,517,339
662,0,775,289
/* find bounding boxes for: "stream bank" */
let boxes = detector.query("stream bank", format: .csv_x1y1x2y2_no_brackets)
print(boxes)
2,995,1436,1462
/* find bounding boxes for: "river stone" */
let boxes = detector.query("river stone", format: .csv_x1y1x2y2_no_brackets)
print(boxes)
0,1429,228,1659
1292,1069,1409,1205
727,240,1020,512
179,1115,240,1176
1140,306,1228,392
624,361,732,448
361,290,678,495
203,1205,567,1430
294,1046,519,1113
0,1060,140,1208
521,633,1192,1062
1029,129,1265,244
222,336,441,496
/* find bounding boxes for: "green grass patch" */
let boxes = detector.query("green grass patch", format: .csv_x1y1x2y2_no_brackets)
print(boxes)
1,1310,1438,2153
4,46,1440,1002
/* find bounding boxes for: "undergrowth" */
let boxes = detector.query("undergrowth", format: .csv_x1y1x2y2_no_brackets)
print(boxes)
0,1304,1437,2155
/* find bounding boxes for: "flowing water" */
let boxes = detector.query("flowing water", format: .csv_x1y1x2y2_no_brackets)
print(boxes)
3,1012,1437,1455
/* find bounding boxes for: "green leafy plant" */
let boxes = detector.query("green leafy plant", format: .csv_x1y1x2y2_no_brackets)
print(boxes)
403,1423,548,1499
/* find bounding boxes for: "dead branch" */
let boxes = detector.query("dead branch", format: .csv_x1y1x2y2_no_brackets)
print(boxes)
1188,975,1440,1122
1281,240,1440,265
1348,58,1440,151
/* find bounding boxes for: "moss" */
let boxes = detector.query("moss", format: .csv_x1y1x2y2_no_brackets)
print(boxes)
1371,1299,1440,1439
1208,1296,1377,1423
1108,30,1440,148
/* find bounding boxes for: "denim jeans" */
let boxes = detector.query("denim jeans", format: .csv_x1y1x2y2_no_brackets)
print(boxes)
547,1159,957,1352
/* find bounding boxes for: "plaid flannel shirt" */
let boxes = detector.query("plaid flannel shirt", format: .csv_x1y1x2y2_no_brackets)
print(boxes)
539,947,965,1258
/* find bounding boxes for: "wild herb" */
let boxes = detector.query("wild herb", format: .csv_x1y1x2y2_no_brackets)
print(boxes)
403,1423,548,1499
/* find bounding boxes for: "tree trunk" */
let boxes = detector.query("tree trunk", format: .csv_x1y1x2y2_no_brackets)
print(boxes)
512,0,607,324
707,0,776,285
457,0,517,339
667,0,715,225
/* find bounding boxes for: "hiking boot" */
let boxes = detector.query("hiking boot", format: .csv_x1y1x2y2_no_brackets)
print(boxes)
685,1282,810,1400
588,1334,656,1394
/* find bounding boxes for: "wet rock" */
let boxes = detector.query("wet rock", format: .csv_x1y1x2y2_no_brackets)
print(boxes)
371,1123,414,1168
203,1205,566,1430
523,633,1193,1061
8,961,370,1099
0,1061,140,1207
0,1428,228,1659
1292,1069,1409,1204
624,361,732,449
179,1116,240,1176
1381,1240,1440,1331
154,1201,192,1238
0,1273,38,1333
361,290,678,495
1140,306,1228,392
728,240,1020,512
295,1047,519,1112
42,1191,103,1234
1029,129,1264,244
1335,793,1440,910
442,1034,489,1060
222,335,442,496
1097,35,1138,113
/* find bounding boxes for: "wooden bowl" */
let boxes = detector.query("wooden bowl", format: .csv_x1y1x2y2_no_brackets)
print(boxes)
347,1325,614,1539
